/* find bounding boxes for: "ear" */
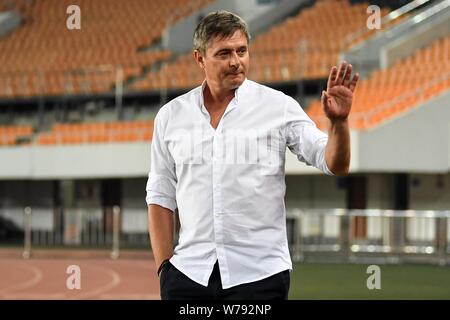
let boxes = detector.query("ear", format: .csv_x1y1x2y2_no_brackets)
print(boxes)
193,50,205,69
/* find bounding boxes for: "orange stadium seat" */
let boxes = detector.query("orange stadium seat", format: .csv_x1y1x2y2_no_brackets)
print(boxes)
35,120,154,146
0,124,34,146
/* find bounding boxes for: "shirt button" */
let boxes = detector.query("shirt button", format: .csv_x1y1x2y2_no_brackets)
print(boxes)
215,213,220,218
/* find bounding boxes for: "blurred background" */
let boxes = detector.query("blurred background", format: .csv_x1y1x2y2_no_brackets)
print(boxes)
0,0,449,299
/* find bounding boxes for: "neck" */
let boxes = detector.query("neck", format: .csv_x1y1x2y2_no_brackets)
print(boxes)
204,83,235,110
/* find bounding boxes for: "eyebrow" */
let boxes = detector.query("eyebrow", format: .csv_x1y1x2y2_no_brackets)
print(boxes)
215,45,248,54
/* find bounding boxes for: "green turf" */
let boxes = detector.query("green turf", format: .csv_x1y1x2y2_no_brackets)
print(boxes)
289,262,450,300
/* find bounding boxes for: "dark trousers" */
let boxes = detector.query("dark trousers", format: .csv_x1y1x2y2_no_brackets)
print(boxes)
160,260,290,300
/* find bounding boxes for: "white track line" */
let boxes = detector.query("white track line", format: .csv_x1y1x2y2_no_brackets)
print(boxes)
67,264,121,300
0,262,43,297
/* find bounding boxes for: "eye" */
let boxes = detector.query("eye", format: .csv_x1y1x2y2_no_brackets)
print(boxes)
238,48,247,55
217,51,228,57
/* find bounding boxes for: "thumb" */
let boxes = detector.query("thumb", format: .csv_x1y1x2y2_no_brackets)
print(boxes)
321,90,328,109
323,91,333,108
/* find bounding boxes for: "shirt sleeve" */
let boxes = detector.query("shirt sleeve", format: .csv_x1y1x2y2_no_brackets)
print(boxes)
145,108,178,212
284,96,334,175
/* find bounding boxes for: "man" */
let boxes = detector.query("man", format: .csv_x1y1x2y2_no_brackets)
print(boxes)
146,11,358,300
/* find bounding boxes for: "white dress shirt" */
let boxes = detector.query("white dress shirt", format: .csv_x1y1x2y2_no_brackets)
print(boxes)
146,78,332,289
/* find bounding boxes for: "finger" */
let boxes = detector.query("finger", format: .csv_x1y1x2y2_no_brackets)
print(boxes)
349,73,359,92
342,64,352,88
321,90,328,110
335,61,347,86
327,66,337,91
324,91,333,109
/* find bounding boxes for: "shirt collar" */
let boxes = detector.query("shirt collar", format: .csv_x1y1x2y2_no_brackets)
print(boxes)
199,78,248,109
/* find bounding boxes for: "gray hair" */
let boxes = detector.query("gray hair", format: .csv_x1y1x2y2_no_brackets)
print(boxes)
193,10,251,55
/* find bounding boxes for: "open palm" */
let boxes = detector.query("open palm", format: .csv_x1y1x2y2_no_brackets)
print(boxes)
322,61,359,121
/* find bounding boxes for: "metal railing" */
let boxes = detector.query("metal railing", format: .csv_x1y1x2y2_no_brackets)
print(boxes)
0,206,150,259
287,208,450,265
342,0,450,76
343,0,433,48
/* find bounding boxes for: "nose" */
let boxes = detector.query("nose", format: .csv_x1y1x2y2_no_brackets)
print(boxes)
229,51,240,69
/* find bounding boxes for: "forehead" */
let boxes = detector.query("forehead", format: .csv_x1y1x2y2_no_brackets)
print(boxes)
206,30,248,52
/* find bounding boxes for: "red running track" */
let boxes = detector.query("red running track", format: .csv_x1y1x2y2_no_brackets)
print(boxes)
0,249,160,300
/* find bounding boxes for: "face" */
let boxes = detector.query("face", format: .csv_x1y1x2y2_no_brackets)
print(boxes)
194,30,249,92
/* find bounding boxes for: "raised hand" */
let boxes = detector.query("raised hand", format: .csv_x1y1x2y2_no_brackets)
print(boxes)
321,61,359,122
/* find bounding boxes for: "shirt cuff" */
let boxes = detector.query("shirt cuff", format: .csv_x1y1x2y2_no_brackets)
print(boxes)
146,195,177,212
315,138,335,176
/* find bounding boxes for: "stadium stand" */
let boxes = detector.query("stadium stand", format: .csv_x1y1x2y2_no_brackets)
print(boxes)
0,0,213,98
307,35,450,130
1,0,441,146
